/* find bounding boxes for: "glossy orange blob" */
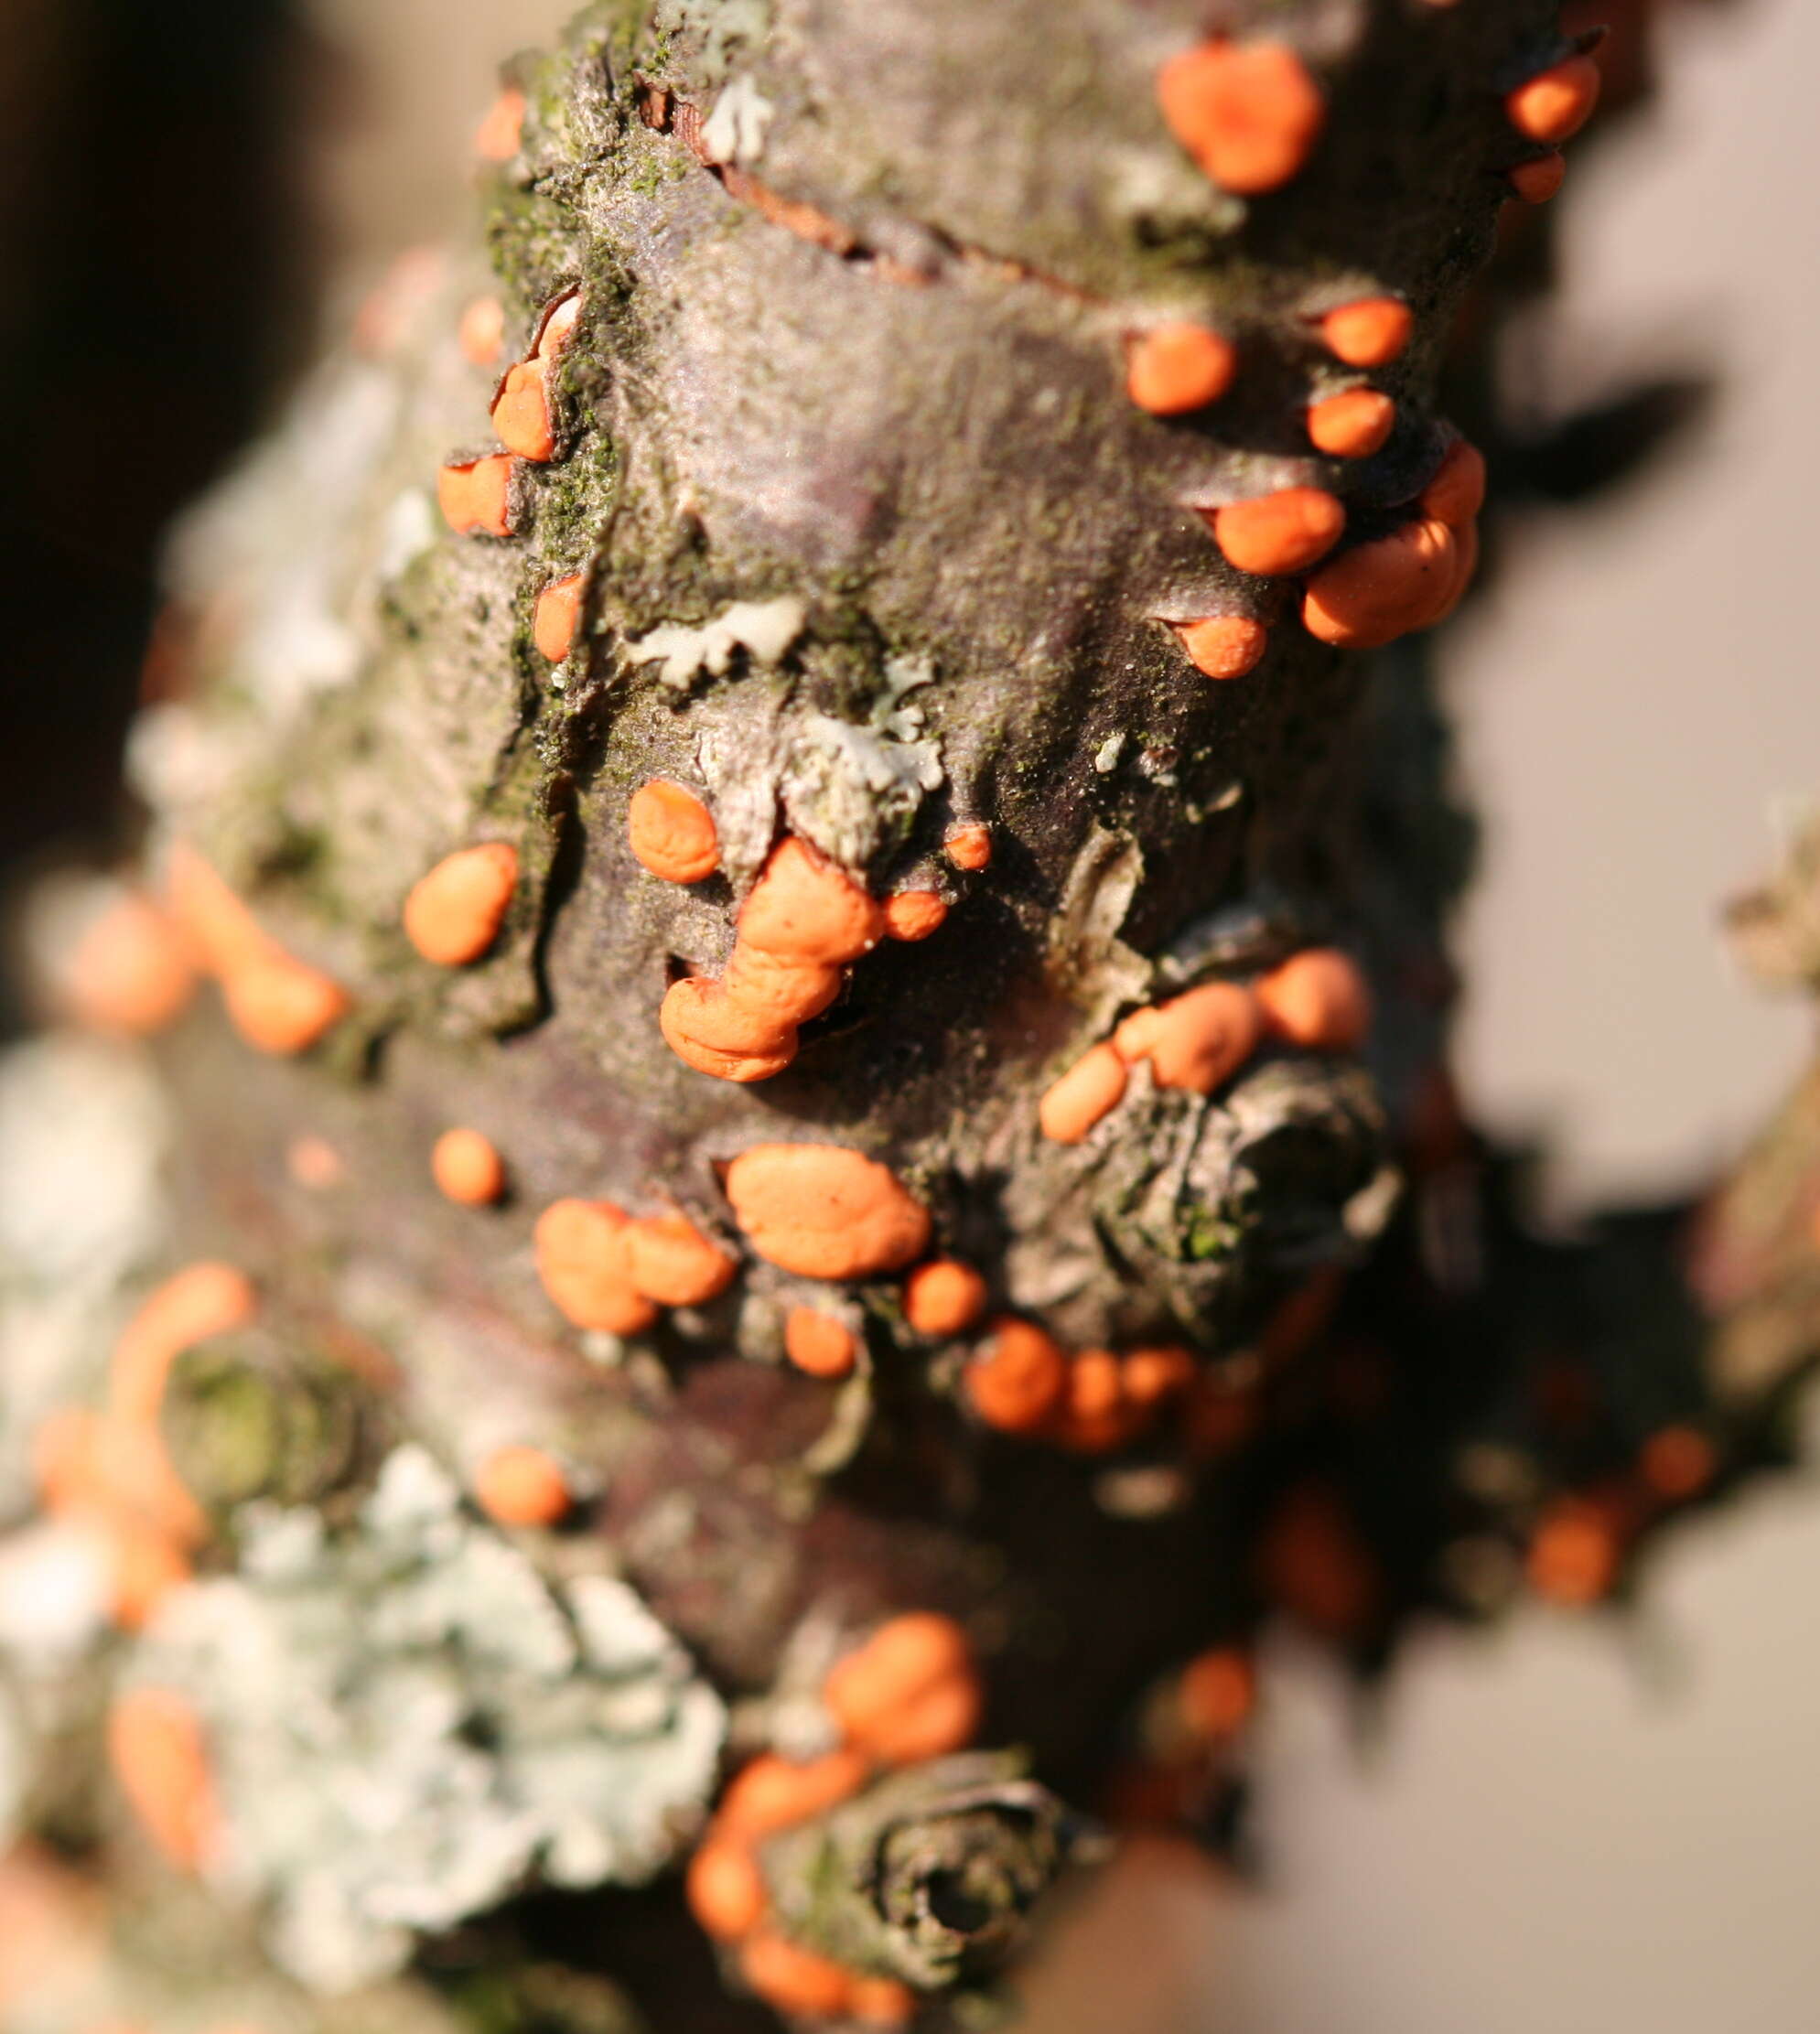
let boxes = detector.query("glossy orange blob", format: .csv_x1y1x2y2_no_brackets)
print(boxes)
1507,54,1601,143
716,1749,870,1840
1174,615,1267,680
883,889,948,942
628,780,720,884
163,846,346,1055
741,1933,856,2019
1302,517,1459,649
1419,439,1487,527
849,1977,919,2027
458,295,505,367
1039,1041,1128,1145
742,839,885,963
1055,1348,1141,1454
660,980,798,1083
1255,948,1372,1052
112,1264,258,1426
474,1445,571,1527
221,954,350,1057
1508,151,1567,203
1121,1345,1197,1407
63,891,197,1038
492,358,555,461
725,1145,932,1280
1319,298,1413,368
686,1841,768,1942
825,1613,979,1763
1179,1646,1256,1738
1528,1497,1621,1605
625,1212,739,1306
1212,488,1345,576
903,1259,988,1338
944,823,993,873
1126,322,1237,415
1307,387,1395,457
534,573,586,662
722,947,845,1028
964,1318,1069,1433
1156,39,1325,194
436,454,515,537
784,1308,859,1379
533,1199,658,1336
403,843,519,966
474,86,526,162
1149,981,1264,1092
1641,1426,1716,1501
108,1689,218,1872
431,1127,505,1207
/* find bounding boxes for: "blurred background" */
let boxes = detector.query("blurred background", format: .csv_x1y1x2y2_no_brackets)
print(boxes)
2,0,1816,2027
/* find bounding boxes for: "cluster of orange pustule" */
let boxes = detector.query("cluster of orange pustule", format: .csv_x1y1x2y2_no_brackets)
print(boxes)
653,815,953,1084
436,288,581,538
1039,947,1371,1148
1525,1422,1718,1608
963,1322,1200,1452
1134,29,1600,680
685,1613,982,2025
35,1265,255,1632
164,846,350,1058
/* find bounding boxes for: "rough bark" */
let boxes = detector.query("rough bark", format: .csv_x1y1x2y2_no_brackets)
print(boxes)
0,3,1801,2031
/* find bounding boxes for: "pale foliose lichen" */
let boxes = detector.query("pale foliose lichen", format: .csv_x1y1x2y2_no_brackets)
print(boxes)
132,1446,726,1994
623,596,807,691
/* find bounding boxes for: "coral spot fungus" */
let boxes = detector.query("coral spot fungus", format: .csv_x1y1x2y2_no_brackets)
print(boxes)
1211,489,1346,576
474,1445,571,1527
1156,39,1325,194
1125,322,1237,415
1039,1042,1129,1146
432,1127,506,1206
944,823,993,872
903,1259,987,1337
725,1145,932,1280
824,1612,981,1765
62,890,197,1038
533,1200,659,1336
474,86,526,163
403,843,518,966
436,455,515,537
533,573,586,662
107,1689,219,1873
784,1308,859,1378
1319,298,1413,367
458,295,505,367
662,837,881,1080
1308,387,1396,457
883,889,948,941
1508,152,1567,203
1507,55,1601,144
964,1318,1069,1433
1173,615,1267,680
628,780,720,884
624,1212,739,1306
1255,949,1373,1051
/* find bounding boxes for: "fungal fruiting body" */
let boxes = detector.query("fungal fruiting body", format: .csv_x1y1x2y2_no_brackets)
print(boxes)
726,1145,932,1280
48,0,1702,2018
490,294,583,463
1211,489,1346,576
403,843,519,965
628,780,721,883
436,454,515,537
165,846,348,1056
1173,615,1268,681
1125,322,1237,415
661,837,882,1081
1156,38,1325,194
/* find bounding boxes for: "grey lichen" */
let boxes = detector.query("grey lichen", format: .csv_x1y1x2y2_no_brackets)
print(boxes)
132,1445,725,1994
